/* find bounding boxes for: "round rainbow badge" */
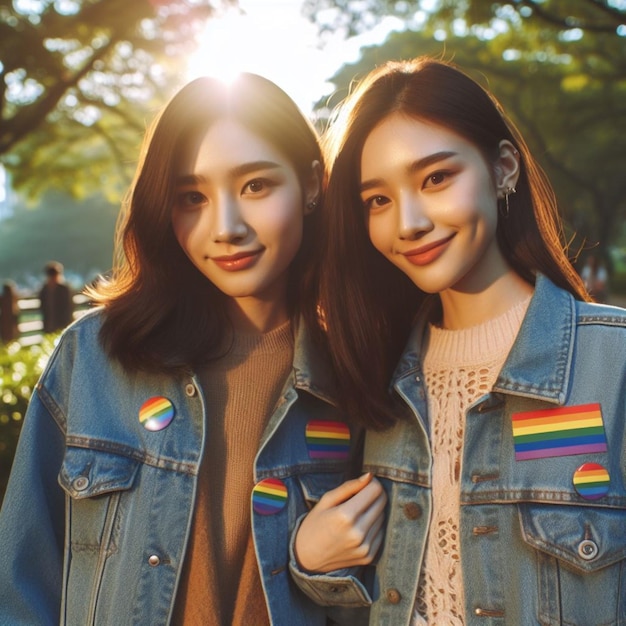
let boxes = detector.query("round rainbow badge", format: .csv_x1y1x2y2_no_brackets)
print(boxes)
252,478,288,515
139,396,175,431
573,462,610,500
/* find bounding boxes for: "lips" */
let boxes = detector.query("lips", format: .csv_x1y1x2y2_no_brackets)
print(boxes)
402,234,455,266
211,249,263,271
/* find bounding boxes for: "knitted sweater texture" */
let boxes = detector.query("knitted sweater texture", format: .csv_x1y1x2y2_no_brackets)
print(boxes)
173,321,294,625
413,297,531,625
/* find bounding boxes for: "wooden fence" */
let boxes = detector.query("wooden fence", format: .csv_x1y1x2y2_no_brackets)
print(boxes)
15,293,92,346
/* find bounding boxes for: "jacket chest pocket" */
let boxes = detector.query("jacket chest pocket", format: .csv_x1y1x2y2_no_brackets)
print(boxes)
297,471,349,510
58,446,140,623
519,503,626,625
59,446,139,549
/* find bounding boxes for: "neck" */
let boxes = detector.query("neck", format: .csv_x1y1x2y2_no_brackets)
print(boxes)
227,297,290,334
438,270,533,330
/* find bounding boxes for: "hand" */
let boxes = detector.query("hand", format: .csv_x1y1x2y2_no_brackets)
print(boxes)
294,472,387,573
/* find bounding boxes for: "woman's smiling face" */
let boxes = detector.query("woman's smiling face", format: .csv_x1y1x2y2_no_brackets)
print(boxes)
171,117,310,311
360,113,513,297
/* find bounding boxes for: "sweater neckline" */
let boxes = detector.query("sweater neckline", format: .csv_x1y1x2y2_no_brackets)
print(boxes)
424,295,531,365
226,319,293,356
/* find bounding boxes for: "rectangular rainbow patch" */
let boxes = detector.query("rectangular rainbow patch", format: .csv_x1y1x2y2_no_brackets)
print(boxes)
305,420,350,459
512,403,607,461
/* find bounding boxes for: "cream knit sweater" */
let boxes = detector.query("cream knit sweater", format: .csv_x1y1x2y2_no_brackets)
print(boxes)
413,297,531,625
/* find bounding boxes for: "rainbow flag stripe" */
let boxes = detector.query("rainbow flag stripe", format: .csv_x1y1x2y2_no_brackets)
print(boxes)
572,463,610,500
305,420,350,459
252,478,288,515
139,396,175,431
512,403,607,461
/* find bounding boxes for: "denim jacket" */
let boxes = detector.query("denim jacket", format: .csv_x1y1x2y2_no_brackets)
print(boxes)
0,310,366,625
297,275,626,625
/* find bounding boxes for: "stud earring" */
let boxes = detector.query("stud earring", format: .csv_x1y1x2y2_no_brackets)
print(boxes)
306,200,317,211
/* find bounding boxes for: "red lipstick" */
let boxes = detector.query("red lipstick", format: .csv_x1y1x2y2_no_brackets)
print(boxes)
211,250,262,271
403,234,455,266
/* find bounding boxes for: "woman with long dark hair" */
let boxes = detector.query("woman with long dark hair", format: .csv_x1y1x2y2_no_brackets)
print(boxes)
295,57,626,625
0,73,383,625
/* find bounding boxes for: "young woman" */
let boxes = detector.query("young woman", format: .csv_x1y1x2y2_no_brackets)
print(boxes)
294,57,626,625
0,73,384,625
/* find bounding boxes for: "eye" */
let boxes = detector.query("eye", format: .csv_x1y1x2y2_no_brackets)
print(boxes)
176,190,207,210
423,171,450,188
362,194,390,212
243,178,267,194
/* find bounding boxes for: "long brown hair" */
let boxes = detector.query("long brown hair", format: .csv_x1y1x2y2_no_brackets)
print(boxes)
320,57,588,429
91,73,324,373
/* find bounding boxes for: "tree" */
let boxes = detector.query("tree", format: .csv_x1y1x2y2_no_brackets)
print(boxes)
308,0,626,258
0,0,236,200
303,0,626,38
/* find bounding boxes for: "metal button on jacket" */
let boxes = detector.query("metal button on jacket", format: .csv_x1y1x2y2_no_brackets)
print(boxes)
386,589,401,604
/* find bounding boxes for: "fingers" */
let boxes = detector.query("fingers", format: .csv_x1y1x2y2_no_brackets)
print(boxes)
337,509,386,568
335,476,386,520
293,474,388,572
343,487,387,564
315,472,373,510
321,505,386,569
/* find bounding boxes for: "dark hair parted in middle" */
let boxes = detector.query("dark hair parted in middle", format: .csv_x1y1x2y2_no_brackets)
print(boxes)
92,73,324,373
319,56,588,429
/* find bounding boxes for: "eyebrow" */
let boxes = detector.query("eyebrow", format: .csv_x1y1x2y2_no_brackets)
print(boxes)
360,150,458,193
175,160,283,187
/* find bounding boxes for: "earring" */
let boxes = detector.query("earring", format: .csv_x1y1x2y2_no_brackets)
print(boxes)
501,186,516,217
306,200,317,211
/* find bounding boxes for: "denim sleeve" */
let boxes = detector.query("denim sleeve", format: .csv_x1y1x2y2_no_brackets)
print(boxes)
0,387,66,625
288,514,373,610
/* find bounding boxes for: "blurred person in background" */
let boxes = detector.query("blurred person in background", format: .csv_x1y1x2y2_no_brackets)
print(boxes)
39,261,74,333
0,281,20,343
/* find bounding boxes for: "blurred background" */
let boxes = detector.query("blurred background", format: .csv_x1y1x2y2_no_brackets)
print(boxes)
1,0,625,498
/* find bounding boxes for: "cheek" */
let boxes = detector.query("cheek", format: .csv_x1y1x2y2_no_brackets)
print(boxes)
367,214,393,254
472,193,499,236
449,181,498,232
260,193,305,242
274,211,304,260
171,213,199,256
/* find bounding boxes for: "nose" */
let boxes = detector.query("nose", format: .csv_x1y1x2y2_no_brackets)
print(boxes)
213,193,248,243
398,193,431,241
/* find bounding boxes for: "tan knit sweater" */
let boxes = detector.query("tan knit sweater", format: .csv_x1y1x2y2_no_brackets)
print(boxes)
413,297,531,625
173,320,294,626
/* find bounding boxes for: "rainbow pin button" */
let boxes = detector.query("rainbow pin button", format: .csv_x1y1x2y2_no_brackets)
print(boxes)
573,462,610,500
252,478,288,515
139,396,175,431
305,420,350,460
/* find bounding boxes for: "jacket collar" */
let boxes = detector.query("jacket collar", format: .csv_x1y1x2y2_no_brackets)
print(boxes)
494,274,574,404
393,274,575,405
291,318,338,406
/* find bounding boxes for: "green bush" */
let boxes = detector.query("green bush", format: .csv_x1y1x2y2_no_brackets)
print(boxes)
610,271,626,296
0,335,58,502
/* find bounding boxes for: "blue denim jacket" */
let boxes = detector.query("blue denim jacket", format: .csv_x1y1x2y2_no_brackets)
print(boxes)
0,311,366,625
297,275,626,625
371,274,626,625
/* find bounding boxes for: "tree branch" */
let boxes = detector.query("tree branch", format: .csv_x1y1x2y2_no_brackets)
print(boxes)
0,41,115,154
515,0,623,33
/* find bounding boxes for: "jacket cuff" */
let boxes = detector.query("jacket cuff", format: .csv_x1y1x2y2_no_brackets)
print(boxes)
288,514,372,607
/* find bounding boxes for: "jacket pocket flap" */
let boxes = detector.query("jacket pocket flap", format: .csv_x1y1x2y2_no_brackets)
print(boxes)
519,503,626,573
59,447,140,499
297,472,346,505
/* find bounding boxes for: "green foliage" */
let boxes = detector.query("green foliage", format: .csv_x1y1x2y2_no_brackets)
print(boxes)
0,334,58,501
1,0,233,202
303,0,626,38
